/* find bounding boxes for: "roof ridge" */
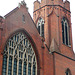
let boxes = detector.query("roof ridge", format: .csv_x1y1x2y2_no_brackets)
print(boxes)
4,7,19,18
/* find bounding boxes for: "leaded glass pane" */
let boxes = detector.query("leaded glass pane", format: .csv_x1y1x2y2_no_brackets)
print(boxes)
2,55,7,75
33,65,36,75
5,46,7,51
18,60,22,75
23,62,27,75
28,63,31,75
8,57,12,75
13,59,17,75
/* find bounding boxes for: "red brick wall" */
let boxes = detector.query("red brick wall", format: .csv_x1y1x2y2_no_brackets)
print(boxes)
54,52,75,75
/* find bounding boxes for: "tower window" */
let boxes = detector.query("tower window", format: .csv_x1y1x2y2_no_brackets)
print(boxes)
61,17,70,46
37,17,44,37
65,68,71,75
2,32,37,75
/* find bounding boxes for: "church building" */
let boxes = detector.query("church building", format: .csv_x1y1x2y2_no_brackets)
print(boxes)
0,0,75,75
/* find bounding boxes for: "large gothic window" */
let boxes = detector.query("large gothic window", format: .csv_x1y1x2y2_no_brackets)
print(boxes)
61,17,70,46
2,32,37,75
37,17,44,37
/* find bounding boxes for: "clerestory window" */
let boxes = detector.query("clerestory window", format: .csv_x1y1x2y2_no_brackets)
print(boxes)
2,32,37,75
61,17,70,46
37,17,44,37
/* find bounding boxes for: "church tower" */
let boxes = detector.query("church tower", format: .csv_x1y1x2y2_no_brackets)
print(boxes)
33,0,74,58
33,0,75,75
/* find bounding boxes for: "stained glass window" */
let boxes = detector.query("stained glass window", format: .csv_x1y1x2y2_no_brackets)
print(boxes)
2,32,37,75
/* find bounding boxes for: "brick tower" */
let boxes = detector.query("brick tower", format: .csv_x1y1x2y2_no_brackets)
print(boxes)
33,0,75,75
33,0,74,57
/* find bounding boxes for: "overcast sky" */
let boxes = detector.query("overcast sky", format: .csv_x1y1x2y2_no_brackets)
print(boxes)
0,0,75,53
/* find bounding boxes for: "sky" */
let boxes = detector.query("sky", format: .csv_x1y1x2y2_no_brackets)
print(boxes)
0,0,75,53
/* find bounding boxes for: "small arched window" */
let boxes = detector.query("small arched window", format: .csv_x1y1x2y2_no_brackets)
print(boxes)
65,68,71,75
61,17,70,45
22,15,25,22
37,17,44,37
2,32,37,75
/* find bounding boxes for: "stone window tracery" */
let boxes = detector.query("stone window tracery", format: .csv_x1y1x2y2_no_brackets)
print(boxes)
2,32,37,75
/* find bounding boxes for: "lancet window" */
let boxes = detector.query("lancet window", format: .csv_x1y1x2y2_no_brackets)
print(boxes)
37,17,44,37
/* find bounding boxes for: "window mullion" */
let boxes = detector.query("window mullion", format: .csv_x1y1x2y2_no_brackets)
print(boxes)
22,52,24,75
12,57,14,75
31,57,33,75
17,54,19,75
27,55,28,75
6,48,9,75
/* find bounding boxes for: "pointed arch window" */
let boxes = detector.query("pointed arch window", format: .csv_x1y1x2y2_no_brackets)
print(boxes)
22,15,25,23
2,32,37,75
37,17,44,37
65,68,71,75
61,17,70,46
